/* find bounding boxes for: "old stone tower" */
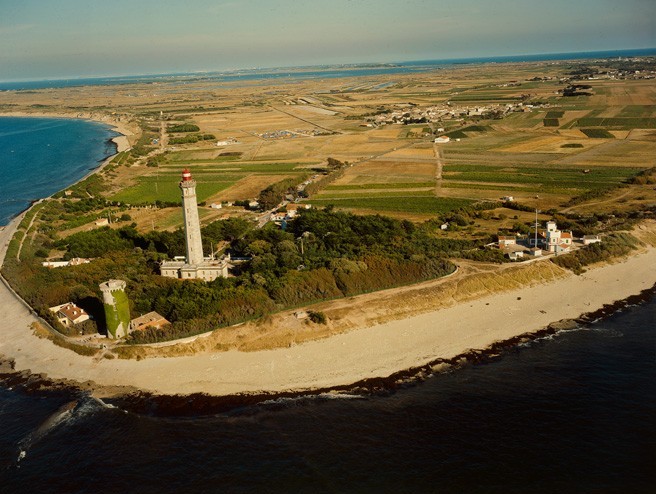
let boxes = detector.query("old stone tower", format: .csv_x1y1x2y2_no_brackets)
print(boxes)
99,279,131,339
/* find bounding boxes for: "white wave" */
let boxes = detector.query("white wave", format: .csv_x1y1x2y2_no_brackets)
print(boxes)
16,400,78,461
316,392,365,400
259,392,364,407
589,327,624,338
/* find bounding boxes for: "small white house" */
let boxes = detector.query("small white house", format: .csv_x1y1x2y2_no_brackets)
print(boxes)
583,235,602,245
210,203,222,209
528,248,542,257
435,136,450,144
498,235,517,248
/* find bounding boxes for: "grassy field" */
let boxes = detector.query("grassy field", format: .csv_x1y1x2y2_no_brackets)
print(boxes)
325,182,435,190
571,117,656,129
110,176,236,204
314,190,435,200
159,161,312,173
580,128,615,138
307,196,474,214
2,59,654,231
443,164,639,190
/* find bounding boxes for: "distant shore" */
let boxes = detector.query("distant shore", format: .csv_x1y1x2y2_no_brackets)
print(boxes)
1,217,654,398
0,110,132,154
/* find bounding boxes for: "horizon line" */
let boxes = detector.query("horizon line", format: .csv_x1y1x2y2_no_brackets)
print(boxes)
1,46,655,84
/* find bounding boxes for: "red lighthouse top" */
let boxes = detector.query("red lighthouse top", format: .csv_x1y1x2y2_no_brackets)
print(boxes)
181,168,192,181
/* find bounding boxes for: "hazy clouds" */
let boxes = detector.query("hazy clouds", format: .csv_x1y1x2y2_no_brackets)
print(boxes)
0,0,653,80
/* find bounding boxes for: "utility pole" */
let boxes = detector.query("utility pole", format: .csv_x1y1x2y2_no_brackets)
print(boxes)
534,208,539,249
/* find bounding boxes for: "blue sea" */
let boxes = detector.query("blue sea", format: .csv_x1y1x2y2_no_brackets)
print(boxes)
1,48,654,92
0,117,119,225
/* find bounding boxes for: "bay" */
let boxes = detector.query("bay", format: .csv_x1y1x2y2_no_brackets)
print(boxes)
0,117,119,226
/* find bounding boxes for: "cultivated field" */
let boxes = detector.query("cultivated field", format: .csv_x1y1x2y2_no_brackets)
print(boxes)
2,58,654,231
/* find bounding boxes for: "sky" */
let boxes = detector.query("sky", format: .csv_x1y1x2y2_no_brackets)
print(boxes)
0,0,654,81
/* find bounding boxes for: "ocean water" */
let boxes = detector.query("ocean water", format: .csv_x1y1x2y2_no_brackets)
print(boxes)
2,48,654,91
0,298,654,493
0,117,119,225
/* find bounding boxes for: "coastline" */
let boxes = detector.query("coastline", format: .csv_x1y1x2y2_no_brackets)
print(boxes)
0,111,133,227
1,234,655,398
0,110,132,154
0,112,654,402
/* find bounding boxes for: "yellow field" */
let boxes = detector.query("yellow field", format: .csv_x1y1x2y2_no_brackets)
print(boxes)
333,160,436,185
2,58,655,231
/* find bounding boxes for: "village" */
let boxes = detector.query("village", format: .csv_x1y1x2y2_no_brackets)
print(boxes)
366,100,548,128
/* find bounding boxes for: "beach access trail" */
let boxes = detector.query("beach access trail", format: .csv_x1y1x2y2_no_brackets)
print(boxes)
1,211,655,396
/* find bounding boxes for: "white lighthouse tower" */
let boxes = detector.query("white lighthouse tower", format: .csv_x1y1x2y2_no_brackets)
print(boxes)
180,168,204,265
160,168,229,281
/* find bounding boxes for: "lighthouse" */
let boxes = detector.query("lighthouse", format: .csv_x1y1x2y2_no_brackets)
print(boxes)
180,168,205,265
160,168,229,281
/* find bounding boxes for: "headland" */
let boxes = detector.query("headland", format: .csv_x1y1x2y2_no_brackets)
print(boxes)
1,215,655,397
1,55,655,399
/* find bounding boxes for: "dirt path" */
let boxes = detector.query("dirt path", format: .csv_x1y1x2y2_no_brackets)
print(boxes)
269,105,341,135
433,142,444,196
560,188,633,214
14,202,42,261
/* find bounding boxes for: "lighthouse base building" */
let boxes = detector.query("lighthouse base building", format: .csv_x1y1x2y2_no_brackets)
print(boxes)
160,258,228,281
160,169,229,282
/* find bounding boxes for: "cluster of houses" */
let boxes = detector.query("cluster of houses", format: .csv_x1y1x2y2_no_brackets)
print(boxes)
367,101,546,127
258,128,330,140
498,220,601,260
48,301,170,338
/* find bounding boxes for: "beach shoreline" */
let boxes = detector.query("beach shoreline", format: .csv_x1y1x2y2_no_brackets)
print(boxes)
1,225,654,398
1,284,653,415
0,112,654,402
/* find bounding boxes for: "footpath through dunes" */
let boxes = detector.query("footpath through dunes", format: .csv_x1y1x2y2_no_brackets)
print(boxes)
1,216,655,396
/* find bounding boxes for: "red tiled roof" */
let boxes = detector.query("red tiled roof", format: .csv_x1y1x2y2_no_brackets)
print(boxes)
58,303,88,323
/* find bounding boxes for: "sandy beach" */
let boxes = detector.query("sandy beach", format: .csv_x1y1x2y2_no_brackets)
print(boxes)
1,205,654,396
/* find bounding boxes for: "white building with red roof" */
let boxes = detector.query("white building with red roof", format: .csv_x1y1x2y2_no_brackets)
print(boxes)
49,303,90,327
529,221,573,253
